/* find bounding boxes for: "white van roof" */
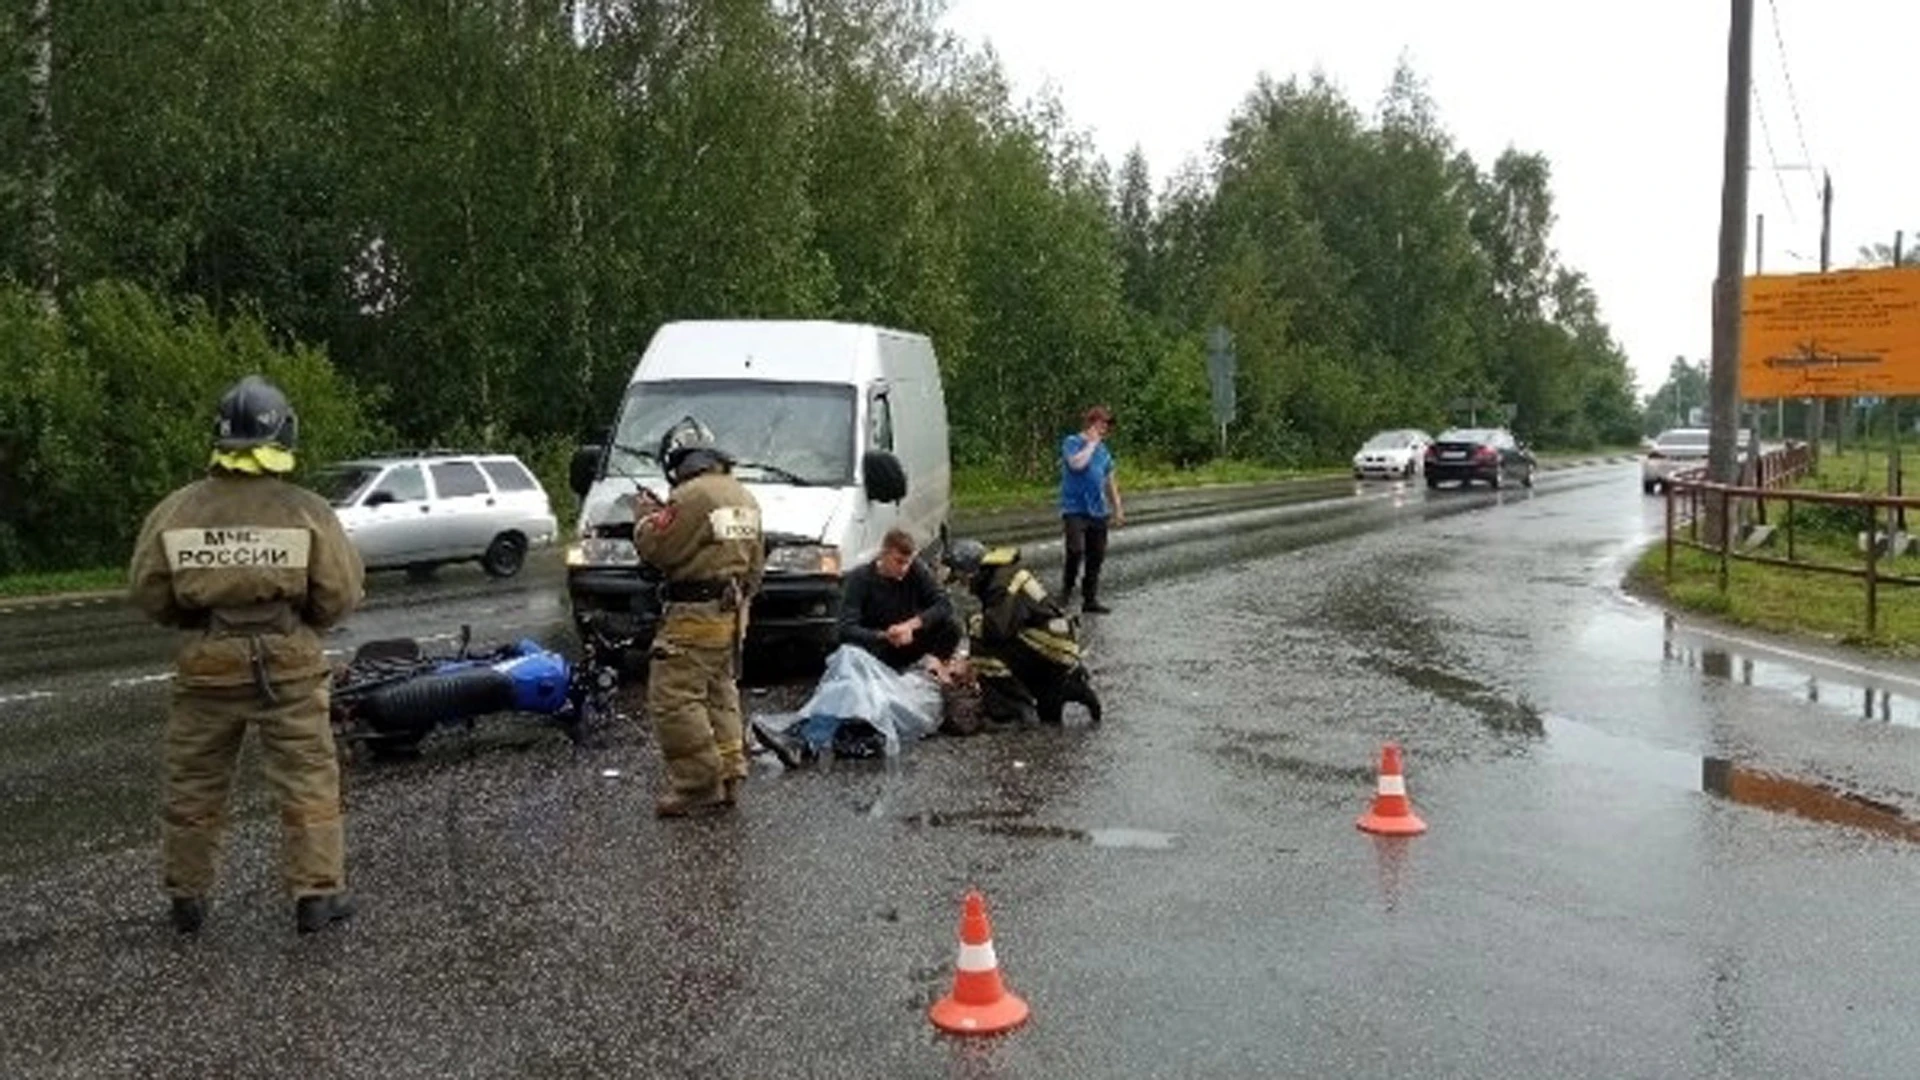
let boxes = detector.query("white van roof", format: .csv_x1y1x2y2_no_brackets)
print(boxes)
635,320,925,385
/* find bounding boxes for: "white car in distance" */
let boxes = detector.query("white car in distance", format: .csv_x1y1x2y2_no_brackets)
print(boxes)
1642,427,1758,493
1352,429,1433,480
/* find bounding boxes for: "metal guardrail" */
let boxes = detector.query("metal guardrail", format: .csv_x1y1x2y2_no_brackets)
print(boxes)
1665,442,1920,634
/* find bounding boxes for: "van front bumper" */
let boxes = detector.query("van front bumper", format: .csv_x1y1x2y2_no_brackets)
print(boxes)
567,568,840,649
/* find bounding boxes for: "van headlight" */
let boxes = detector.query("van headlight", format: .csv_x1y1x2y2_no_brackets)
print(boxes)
566,538,640,568
766,543,840,576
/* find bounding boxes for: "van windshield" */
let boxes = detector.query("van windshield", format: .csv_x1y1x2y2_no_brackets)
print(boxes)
610,379,857,486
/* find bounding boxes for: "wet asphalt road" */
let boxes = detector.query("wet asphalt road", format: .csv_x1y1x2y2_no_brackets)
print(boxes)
8,464,1920,1078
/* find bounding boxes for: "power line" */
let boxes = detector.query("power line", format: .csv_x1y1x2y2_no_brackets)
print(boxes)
1751,83,1799,225
1766,0,1819,203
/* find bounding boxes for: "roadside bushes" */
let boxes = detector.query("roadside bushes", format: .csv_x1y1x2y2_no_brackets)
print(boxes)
0,281,384,575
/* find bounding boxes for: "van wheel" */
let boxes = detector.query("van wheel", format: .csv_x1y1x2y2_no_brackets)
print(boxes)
482,533,527,578
405,562,439,583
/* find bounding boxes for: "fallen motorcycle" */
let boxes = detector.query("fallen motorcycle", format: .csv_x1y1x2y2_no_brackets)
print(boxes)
330,616,632,762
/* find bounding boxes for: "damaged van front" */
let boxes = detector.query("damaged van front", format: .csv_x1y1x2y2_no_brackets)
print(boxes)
564,321,949,662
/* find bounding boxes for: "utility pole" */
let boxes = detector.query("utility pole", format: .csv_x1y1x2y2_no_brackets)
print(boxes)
1707,0,1754,503
1895,231,1907,532
1820,173,1833,458
1757,212,1782,440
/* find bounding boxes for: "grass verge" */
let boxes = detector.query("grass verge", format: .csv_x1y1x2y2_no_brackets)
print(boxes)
1627,539,1920,655
953,458,1344,513
0,566,123,601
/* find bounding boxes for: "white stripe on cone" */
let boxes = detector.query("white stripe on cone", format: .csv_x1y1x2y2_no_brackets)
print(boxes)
956,941,998,973
1377,775,1406,796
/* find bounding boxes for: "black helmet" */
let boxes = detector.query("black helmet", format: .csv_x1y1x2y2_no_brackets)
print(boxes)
945,538,988,580
657,415,729,484
213,375,298,451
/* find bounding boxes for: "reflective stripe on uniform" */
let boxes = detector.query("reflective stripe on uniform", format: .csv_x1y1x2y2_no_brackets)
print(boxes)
1017,627,1080,666
163,527,311,570
970,655,1012,677
1008,569,1047,603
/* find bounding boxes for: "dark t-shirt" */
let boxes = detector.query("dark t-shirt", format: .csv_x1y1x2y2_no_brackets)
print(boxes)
837,558,953,657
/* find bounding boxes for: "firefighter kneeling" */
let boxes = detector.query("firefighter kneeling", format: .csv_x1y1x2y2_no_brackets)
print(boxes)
944,540,1102,727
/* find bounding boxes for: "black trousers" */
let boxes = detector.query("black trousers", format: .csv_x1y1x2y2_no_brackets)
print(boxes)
1061,514,1110,603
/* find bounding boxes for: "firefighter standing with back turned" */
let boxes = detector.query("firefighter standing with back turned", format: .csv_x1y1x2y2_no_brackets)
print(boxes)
634,417,765,818
128,375,365,936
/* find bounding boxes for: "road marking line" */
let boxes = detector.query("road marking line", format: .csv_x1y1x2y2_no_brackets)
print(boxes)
0,690,55,706
108,673,173,688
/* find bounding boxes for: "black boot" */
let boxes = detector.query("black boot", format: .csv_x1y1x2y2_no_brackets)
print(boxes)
295,892,355,935
170,897,205,935
751,718,815,770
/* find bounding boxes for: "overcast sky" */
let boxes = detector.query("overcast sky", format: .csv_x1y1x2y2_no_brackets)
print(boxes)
940,0,1918,398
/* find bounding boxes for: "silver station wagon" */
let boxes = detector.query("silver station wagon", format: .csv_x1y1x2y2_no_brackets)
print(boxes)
313,451,558,579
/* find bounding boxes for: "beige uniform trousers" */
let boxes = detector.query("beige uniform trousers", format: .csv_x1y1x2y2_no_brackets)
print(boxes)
162,675,345,898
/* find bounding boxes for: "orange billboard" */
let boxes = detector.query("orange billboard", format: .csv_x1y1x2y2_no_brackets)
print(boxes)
1740,267,1920,399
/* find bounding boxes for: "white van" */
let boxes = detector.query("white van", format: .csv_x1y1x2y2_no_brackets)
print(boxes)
564,320,951,656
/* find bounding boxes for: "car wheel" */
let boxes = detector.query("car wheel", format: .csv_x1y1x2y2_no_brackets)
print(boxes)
1403,461,1416,478
1522,466,1535,489
1425,475,1440,490
482,533,528,578
1488,467,1503,490
405,562,439,583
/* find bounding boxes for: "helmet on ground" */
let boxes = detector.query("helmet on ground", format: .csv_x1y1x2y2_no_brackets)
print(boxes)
657,416,729,483
945,539,988,580
213,375,298,451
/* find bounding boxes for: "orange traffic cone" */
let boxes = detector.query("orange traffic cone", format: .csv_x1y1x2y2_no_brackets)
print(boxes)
1356,742,1428,836
929,890,1030,1036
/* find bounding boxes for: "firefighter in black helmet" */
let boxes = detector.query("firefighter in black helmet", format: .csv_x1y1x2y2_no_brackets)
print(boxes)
633,416,766,816
945,540,1102,726
128,375,366,935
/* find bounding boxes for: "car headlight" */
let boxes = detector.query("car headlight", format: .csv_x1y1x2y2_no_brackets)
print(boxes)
766,543,841,576
566,538,639,568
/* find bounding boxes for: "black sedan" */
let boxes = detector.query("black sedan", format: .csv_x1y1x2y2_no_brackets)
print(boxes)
1424,427,1536,489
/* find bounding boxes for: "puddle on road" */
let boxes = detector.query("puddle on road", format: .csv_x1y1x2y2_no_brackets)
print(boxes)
1086,828,1179,850
907,810,1177,850
1663,636,1920,728
1701,757,1920,842
1530,715,1920,843
1367,656,1545,736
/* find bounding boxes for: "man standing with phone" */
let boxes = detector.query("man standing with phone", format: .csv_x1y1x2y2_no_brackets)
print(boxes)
633,416,764,817
1059,405,1124,614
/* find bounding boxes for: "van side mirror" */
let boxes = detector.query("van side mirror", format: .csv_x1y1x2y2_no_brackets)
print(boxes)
863,451,908,504
569,444,603,498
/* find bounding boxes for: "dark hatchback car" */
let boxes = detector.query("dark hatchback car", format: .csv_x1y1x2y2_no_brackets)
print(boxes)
1424,427,1536,489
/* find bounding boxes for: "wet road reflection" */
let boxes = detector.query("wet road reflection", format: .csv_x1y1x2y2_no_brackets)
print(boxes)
1662,633,1920,728
1702,757,1920,842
